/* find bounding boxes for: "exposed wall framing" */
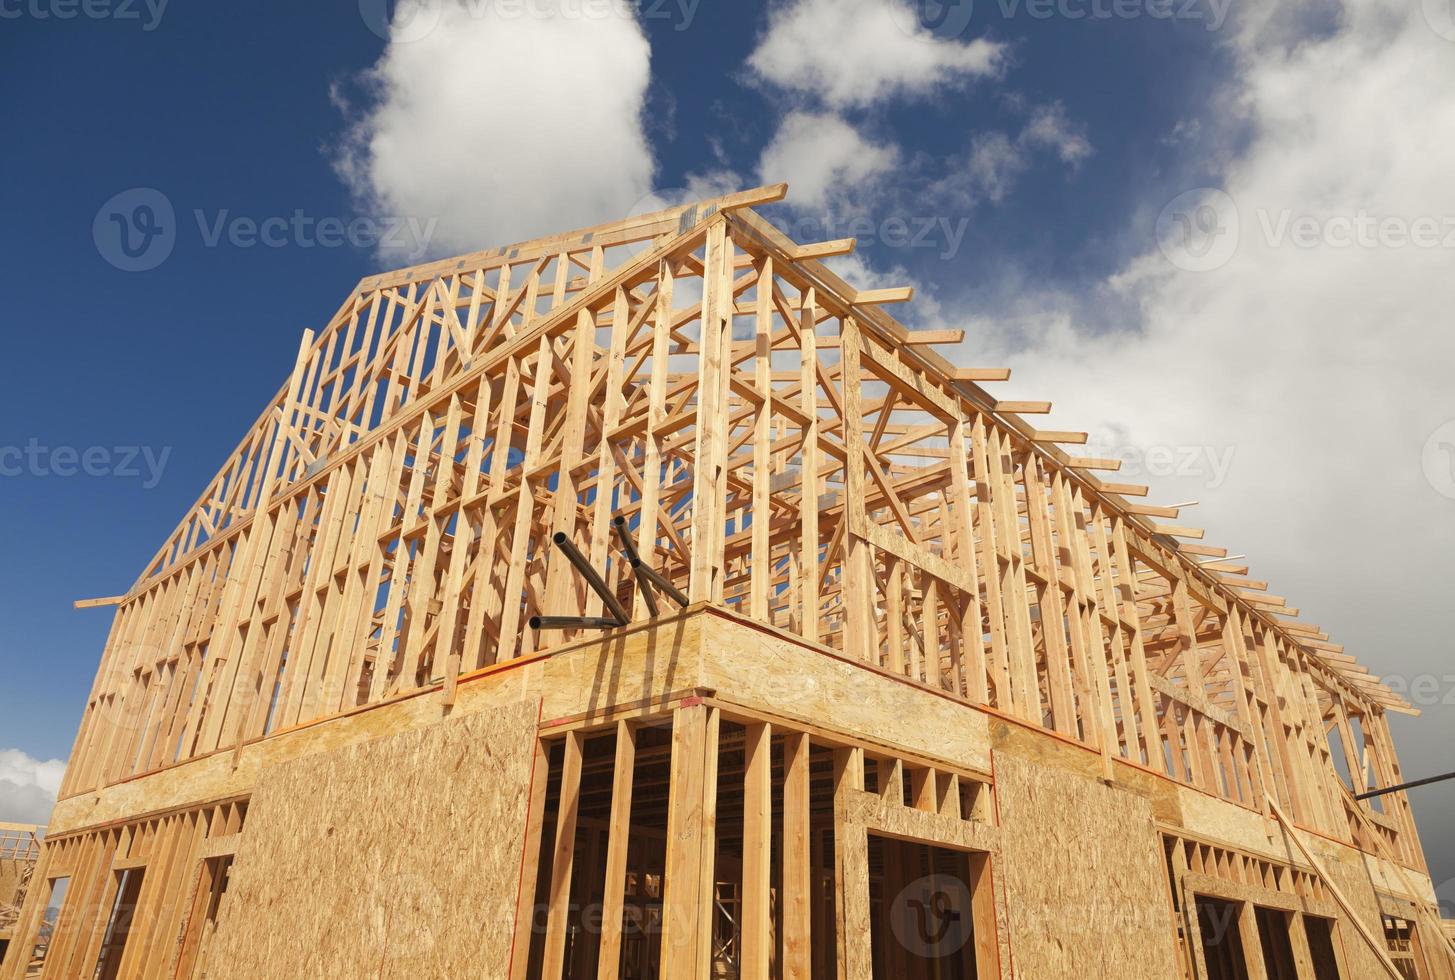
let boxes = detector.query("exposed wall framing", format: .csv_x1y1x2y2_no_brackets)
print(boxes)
3,801,244,980
515,703,1001,980
0,824,44,968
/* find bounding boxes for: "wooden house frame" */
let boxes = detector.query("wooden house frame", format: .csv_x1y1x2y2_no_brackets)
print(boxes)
2,185,1450,979
0,824,43,968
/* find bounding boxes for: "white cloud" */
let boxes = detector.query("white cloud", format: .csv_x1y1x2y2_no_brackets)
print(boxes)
938,102,1092,206
0,749,63,826
757,112,901,210
746,0,1004,109
334,0,655,260
787,0,1455,893
963,132,1023,204
977,0,1455,635
1021,102,1093,165
824,253,904,293
946,0,1455,865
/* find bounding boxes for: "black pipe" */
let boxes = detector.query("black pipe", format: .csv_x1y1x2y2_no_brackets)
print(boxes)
611,515,641,562
612,516,659,617
631,558,690,609
1354,770,1455,800
550,532,630,625
530,615,623,631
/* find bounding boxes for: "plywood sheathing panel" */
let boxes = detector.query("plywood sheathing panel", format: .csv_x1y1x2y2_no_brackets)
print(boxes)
203,701,538,979
535,611,704,725
993,750,1182,980
1174,783,1281,855
1358,848,1439,905
0,860,27,909
1172,782,1439,909
699,611,993,773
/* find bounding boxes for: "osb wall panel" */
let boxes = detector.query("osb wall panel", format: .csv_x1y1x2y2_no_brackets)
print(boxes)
995,750,1181,980
700,612,993,773
0,859,27,908
204,700,539,979
1359,849,1439,905
536,610,704,722
1175,784,1280,855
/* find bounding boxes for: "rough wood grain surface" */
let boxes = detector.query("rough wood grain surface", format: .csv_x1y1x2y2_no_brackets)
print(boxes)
204,701,539,979
994,751,1181,980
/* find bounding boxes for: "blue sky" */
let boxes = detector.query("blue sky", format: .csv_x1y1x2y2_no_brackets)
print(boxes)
3,0,1454,893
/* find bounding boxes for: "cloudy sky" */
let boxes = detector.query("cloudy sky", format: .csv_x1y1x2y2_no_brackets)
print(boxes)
3,0,1452,893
